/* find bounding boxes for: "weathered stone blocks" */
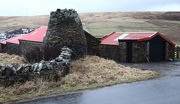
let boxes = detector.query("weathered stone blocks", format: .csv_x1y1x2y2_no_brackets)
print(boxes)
0,46,72,86
43,9,87,60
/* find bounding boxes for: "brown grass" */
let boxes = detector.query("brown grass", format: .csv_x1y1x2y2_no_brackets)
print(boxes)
65,56,161,86
0,53,26,65
0,55,162,103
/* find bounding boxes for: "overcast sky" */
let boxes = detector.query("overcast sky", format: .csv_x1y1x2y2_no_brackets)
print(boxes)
0,0,180,16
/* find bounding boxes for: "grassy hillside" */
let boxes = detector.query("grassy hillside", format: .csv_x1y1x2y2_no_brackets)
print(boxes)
0,12,180,44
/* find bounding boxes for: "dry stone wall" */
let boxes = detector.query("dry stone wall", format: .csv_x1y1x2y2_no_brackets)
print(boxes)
43,9,87,60
97,45,121,61
6,43,20,55
84,30,101,55
167,42,175,60
119,42,127,62
0,44,7,53
132,42,149,62
0,46,72,86
19,40,43,63
97,41,149,62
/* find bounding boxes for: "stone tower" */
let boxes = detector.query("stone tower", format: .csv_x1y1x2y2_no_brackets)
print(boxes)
43,9,87,60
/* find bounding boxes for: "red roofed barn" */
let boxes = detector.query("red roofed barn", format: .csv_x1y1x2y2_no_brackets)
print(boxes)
19,27,47,62
0,34,26,54
99,32,175,62
19,27,47,43
0,27,47,56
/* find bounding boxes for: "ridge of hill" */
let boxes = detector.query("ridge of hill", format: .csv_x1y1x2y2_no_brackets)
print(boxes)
0,12,180,44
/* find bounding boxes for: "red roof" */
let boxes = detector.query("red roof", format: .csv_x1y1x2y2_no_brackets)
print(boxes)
0,34,26,45
100,32,175,46
19,27,47,42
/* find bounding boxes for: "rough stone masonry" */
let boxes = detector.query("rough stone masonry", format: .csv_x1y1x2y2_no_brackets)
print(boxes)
43,9,87,60
0,46,72,86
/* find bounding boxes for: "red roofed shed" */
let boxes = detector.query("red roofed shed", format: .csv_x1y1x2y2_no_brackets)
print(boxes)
19,27,47,61
0,34,26,45
0,34,26,54
100,32,175,46
0,27,47,55
19,26,47,43
99,32,175,62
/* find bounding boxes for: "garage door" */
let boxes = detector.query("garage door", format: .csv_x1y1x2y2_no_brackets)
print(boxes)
149,41,165,62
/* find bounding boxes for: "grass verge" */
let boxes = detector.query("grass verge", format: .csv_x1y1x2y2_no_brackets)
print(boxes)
0,55,163,103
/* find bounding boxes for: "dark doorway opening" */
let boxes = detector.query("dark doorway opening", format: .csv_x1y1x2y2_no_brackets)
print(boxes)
127,42,132,63
149,41,165,62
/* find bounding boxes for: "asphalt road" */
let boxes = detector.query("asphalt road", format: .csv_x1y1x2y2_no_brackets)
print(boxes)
10,62,180,104
119,61,180,76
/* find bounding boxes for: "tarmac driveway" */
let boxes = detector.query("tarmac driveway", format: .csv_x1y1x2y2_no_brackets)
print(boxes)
119,61,180,76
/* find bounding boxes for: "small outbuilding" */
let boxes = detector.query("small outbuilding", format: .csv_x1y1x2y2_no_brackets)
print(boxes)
99,32,175,62
0,34,26,54
19,27,47,62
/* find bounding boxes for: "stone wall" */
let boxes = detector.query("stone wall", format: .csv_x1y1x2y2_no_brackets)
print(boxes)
0,44,7,53
132,42,149,62
98,41,149,62
84,30,101,55
97,41,174,63
0,44,3,52
6,43,20,55
97,44,121,61
0,47,72,86
43,9,87,60
19,40,43,63
119,42,127,62
167,42,175,60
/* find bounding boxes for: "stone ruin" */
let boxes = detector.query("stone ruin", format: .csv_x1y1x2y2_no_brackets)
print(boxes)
43,9,87,60
0,46,72,86
0,8,101,86
20,9,100,63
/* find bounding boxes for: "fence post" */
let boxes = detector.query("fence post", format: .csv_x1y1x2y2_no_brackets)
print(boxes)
175,46,179,59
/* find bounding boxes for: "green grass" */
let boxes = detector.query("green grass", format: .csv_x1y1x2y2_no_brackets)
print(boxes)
85,21,160,36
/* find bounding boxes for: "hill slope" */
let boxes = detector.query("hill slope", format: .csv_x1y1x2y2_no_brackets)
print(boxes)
0,12,180,44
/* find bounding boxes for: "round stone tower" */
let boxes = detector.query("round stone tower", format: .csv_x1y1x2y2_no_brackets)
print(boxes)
43,9,87,60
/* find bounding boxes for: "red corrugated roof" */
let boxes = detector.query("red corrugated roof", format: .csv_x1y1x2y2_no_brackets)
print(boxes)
19,27,47,42
0,34,26,45
0,40,6,44
100,32,175,46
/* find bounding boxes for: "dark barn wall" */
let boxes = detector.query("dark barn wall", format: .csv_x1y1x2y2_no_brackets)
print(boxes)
97,42,127,62
0,44,3,52
0,44,7,53
84,30,101,55
6,43,19,55
20,40,43,63
97,44,121,61
149,35,166,62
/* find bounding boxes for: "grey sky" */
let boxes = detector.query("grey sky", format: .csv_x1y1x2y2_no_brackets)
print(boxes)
0,0,180,16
